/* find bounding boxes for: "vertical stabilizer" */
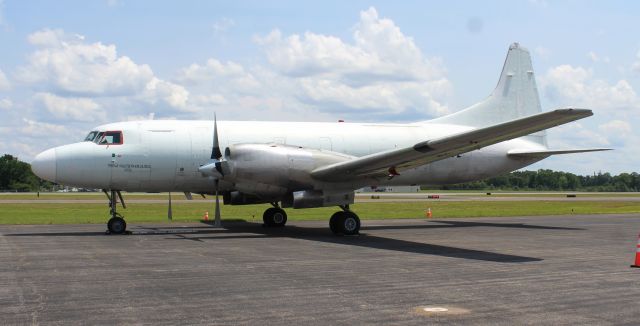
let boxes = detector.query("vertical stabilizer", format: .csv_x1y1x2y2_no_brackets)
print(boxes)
431,43,547,146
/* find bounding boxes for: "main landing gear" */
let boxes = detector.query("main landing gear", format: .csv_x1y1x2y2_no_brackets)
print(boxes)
262,203,360,235
104,189,127,234
263,203,287,227
329,205,361,236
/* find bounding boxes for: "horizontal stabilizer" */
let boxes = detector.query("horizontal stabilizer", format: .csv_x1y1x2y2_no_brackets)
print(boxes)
507,148,611,158
311,108,593,182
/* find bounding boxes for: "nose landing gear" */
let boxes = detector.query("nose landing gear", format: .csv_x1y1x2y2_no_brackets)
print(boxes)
104,189,128,234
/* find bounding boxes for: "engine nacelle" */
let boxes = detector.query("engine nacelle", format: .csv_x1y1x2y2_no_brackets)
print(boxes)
223,191,271,205
223,143,353,195
281,190,355,209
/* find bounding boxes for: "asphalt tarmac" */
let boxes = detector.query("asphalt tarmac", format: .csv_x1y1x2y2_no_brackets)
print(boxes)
2,214,640,325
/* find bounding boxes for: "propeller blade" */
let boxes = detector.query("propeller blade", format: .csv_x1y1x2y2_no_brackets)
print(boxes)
211,113,222,160
168,192,173,220
213,179,222,227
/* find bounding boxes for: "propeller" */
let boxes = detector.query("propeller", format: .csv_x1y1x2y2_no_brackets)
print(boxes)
197,114,224,227
198,114,228,178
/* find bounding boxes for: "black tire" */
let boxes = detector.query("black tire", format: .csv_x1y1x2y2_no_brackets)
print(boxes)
107,217,127,234
329,212,343,234
263,207,287,227
340,211,360,235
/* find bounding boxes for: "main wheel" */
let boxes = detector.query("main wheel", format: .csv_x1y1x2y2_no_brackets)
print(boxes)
340,211,360,235
263,207,287,227
330,211,360,235
107,216,127,234
330,212,343,234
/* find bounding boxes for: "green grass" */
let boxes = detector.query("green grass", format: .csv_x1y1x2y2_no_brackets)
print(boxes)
1,200,639,225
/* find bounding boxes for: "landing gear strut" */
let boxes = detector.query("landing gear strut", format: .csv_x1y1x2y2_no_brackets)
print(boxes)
330,205,360,235
104,189,127,234
263,203,287,227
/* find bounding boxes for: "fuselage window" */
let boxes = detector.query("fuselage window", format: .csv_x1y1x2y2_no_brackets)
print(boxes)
96,131,123,145
84,131,98,142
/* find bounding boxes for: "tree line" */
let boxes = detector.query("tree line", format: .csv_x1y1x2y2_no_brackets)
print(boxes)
0,154,54,192
428,169,640,192
1,153,638,192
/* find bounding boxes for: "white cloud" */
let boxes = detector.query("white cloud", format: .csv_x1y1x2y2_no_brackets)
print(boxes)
252,7,452,118
20,118,67,137
36,92,104,122
599,120,632,146
599,119,631,135
0,69,10,91
142,77,190,110
0,98,12,110
257,7,445,82
177,58,260,91
18,29,154,96
17,29,189,111
539,64,640,174
542,64,637,110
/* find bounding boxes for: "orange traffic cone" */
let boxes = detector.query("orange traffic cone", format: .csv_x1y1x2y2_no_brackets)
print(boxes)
204,211,209,221
426,208,432,218
631,233,640,268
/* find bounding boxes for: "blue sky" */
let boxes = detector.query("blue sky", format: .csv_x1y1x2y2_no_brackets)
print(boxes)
0,1,638,174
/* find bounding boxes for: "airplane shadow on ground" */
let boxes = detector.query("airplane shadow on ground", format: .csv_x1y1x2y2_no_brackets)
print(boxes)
4,219,585,263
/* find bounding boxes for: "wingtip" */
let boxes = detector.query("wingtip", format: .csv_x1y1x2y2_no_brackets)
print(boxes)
553,107,593,117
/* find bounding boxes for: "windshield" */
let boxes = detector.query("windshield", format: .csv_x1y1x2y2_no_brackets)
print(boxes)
84,131,98,142
94,131,123,145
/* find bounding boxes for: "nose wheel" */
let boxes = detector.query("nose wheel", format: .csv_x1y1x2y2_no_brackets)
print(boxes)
263,206,287,227
330,210,360,235
108,216,127,234
104,189,128,234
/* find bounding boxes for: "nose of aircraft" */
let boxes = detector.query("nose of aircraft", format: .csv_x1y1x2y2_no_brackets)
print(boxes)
32,148,57,182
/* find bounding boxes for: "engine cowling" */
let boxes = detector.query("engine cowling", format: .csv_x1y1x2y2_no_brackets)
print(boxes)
222,143,354,203
281,190,355,209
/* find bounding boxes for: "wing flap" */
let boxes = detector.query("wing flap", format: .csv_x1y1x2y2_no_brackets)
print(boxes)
507,148,611,158
311,108,593,182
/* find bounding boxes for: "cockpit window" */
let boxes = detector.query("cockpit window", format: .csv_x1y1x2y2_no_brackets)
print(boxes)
84,131,98,142
95,131,123,145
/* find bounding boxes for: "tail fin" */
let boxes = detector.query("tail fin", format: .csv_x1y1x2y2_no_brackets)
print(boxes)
432,43,547,146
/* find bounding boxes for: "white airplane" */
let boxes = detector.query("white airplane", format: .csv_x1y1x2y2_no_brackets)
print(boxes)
31,43,608,235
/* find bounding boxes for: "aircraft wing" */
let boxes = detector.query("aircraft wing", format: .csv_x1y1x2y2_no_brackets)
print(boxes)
311,108,593,182
507,148,611,158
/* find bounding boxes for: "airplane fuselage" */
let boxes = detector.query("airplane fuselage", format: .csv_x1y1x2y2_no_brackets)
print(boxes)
45,119,543,194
